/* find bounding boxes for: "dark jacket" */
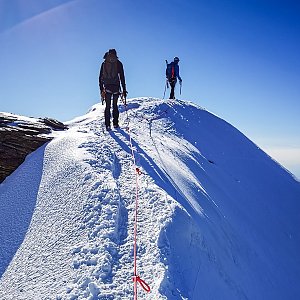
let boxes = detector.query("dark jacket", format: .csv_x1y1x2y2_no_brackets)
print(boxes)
166,62,182,82
99,59,126,93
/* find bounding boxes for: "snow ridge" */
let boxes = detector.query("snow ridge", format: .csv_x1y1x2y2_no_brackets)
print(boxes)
1,97,300,300
55,104,178,299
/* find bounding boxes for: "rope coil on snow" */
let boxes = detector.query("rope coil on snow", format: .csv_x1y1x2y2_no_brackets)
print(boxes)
135,167,142,175
133,275,151,293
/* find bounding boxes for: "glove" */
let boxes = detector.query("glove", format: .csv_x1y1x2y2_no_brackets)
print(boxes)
179,79,182,84
123,90,128,103
122,91,128,106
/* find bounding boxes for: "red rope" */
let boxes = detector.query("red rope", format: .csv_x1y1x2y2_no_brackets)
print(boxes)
122,97,150,299
133,275,151,293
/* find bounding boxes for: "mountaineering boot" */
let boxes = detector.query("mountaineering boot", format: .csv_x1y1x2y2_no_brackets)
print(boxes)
113,124,119,129
106,125,111,131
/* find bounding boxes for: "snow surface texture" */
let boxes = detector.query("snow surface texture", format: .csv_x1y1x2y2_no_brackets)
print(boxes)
0,98,300,300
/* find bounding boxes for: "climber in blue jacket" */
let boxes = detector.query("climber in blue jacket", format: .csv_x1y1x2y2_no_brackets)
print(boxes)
166,57,182,99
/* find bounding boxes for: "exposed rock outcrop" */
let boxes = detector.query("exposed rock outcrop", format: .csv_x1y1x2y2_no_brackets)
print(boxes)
0,113,68,183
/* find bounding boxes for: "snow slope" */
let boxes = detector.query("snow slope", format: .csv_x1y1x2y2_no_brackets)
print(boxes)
0,98,300,300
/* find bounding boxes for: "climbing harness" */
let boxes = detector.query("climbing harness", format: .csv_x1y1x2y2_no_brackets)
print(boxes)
120,95,151,299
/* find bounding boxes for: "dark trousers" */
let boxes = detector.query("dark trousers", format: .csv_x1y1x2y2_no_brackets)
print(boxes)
169,80,176,99
105,92,119,127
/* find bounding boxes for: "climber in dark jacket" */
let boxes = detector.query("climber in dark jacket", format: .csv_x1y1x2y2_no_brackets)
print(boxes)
166,56,182,99
99,49,127,130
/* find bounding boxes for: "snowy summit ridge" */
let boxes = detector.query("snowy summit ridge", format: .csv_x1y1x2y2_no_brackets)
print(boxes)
0,97,300,299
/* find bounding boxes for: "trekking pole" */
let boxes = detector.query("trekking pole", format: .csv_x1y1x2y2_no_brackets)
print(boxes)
101,89,105,105
180,81,182,95
163,59,170,99
163,79,168,99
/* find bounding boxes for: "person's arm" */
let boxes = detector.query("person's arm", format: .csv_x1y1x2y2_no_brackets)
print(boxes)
118,61,127,94
99,63,104,91
176,64,182,82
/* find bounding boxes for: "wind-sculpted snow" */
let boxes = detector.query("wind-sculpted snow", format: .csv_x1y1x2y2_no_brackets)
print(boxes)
0,98,300,299
0,144,47,277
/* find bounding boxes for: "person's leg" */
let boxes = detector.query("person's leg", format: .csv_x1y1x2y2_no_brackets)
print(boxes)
112,93,120,127
169,81,176,99
105,92,112,128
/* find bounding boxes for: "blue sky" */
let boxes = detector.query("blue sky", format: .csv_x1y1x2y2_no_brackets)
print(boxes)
0,0,299,178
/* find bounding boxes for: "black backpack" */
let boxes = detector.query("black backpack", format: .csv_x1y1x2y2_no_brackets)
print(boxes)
166,61,175,81
102,52,119,85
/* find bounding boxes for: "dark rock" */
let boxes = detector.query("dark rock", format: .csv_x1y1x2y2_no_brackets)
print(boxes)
0,115,18,125
0,113,68,183
42,117,68,130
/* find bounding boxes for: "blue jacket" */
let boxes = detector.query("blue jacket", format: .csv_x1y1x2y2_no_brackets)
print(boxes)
166,62,182,82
